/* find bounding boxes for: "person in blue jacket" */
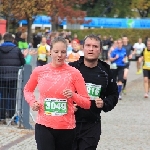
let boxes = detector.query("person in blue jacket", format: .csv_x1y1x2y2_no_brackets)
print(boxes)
109,38,127,100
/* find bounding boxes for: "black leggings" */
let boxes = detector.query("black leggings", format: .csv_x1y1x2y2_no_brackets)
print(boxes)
72,122,101,150
35,123,75,150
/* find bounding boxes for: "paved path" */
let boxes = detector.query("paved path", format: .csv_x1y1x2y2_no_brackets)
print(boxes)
1,61,149,150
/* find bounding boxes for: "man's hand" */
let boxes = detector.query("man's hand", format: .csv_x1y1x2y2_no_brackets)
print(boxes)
95,98,104,108
129,54,132,59
32,101,40,111
115,54,119,59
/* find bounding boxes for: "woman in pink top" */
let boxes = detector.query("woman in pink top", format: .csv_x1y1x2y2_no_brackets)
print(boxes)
24,36,91,150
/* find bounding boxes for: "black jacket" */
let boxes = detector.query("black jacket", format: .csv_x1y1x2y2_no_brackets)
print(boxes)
0,44,25,80
69,57,118,122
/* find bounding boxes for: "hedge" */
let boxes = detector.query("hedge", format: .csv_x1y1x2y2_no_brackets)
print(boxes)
63,28,150,44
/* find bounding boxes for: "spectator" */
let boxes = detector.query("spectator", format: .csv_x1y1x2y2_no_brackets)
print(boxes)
33,33,42,48
0,33,25,125
15,31,22,46
18,32,28,51
102,36,110,62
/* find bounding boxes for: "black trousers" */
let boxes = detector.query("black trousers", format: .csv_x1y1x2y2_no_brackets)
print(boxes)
37,60,47,66
72,122,101,150
111,66,125,82
0,80,17,119
35,123,75,150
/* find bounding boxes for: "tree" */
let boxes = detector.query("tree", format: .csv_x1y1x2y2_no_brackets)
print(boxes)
81,0,133,18
131,0,150,17
1,0,53,42
1,0,13,32
2,0,88,42
46,0,88,31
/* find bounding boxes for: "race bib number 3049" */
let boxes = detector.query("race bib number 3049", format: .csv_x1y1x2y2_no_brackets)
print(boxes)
86,83,101,100
44,98,67,116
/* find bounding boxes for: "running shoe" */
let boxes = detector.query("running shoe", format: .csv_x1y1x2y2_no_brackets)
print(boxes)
136,69,142,74
144,93,149,98
118,95,122,100
139,69,142,74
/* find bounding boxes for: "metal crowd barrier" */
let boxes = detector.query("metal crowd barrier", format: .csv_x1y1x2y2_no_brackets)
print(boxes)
0,65,33,129
0,66,23,125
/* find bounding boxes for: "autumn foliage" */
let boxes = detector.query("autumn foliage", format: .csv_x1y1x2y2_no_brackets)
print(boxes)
1,0,88,25
2,0,53,20
131,0,150,17
1,0,89,41
46,0,88,24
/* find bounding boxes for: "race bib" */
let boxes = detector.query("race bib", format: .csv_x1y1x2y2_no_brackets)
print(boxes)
103,45,108,50
44,98,67,116
38,54,46,61
110,63,117,69
136,49,142,55
145,62,150,67
86,83,101,100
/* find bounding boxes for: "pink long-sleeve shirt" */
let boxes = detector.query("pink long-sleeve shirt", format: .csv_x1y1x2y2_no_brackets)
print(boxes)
24,63,91,129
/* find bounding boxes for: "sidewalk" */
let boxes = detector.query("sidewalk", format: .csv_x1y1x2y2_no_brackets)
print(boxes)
1,62,149,150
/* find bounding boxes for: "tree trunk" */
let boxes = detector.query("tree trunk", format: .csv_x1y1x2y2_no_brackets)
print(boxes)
27,18,32,43
6,16,10,32
12,20,18,34
51,15,59,31
51,22,57,31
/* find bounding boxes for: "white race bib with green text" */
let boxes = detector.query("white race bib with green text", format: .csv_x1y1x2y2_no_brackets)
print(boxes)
44,98,67,116
145,62,150,67
86,83,101,100
110,63,117,69
136,49,142,55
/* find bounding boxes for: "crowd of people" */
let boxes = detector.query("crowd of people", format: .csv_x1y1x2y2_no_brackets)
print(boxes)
30,30,149,99
0,30,149,150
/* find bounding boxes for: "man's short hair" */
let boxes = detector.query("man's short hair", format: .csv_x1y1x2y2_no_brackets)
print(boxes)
3,33,13,42
83,34,102,49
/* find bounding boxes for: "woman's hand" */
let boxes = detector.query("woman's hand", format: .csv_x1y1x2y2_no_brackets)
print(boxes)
63,89,73,99
74,104,78,112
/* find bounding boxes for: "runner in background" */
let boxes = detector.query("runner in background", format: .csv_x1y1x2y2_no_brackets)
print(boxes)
108,40,117,61
141,39,150,98
133,38,146,74
109,39,127,100
122,35,134,94
37,37,50,66
66,39,83,63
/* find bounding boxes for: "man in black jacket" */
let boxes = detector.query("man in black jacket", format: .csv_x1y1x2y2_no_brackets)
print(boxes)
69,34,118,150
0,33,25,124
